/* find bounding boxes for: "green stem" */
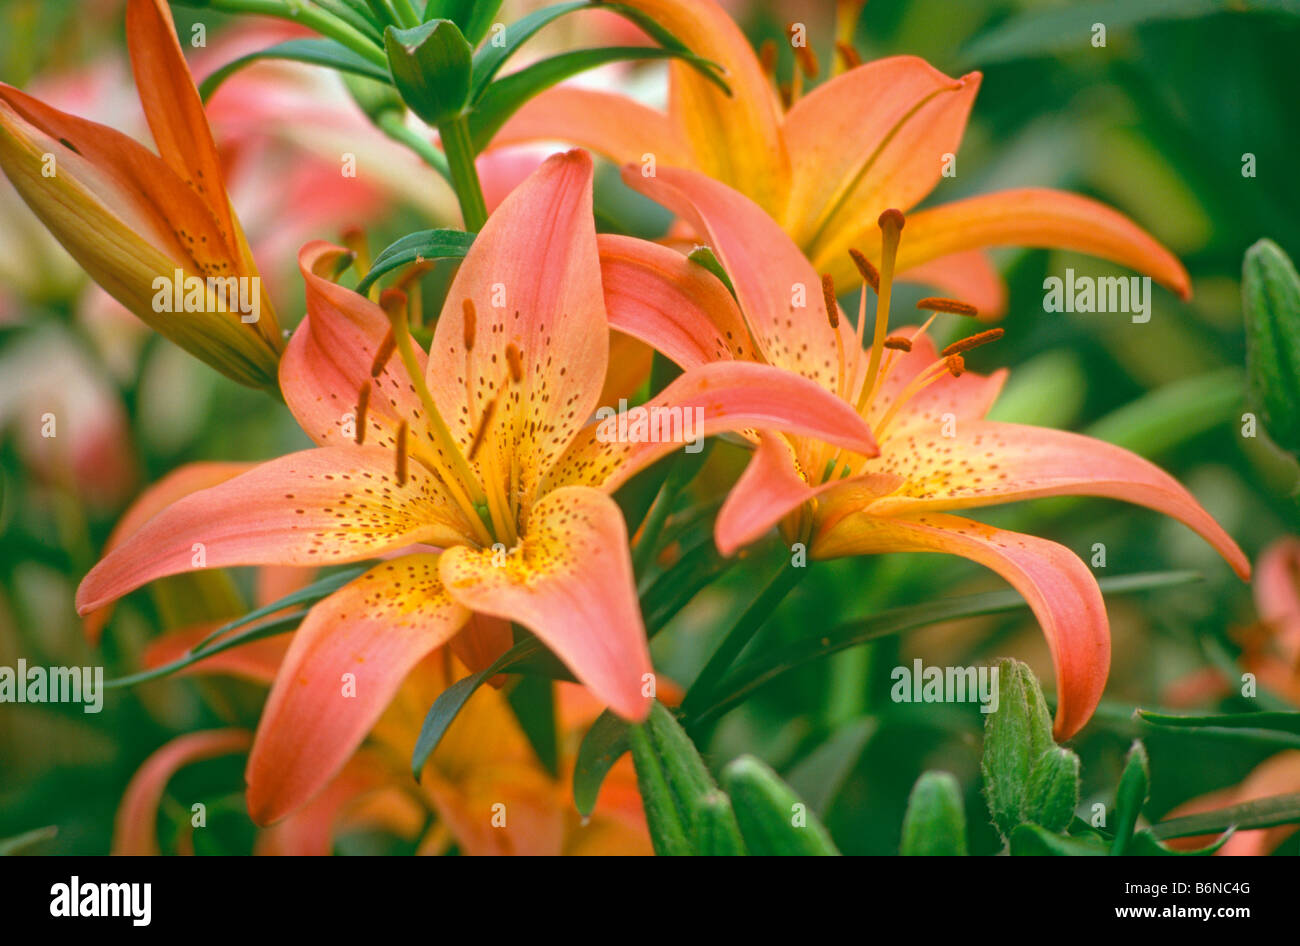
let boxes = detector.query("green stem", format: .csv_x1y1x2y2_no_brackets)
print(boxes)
681,558,805,716
208,0,388,68
437,115,488,231
391,0,422,28
376,111,451,181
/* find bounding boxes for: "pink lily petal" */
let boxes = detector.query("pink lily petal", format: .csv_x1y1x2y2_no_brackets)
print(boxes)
866,330,1008,437
439,486,652,722
543,360,879,495
76,447,476,615
112,729,252,855
861,420,1251,580
598,233,754,370
426,150,608,513
812,510,1109,740
246,553,470,824
82,461,255,643
623,164,846,395
1254,538,1300,664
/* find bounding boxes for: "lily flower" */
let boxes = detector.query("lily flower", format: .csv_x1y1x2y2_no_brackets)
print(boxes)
0,0,281,388
75,149,878,823
491,0,1188,315
600,164,1249,739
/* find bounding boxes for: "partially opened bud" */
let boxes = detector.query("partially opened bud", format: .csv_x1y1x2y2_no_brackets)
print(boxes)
1243,238,1300,458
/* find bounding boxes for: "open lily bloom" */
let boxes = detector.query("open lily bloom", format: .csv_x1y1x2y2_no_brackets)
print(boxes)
599,164,1249,739
0,0,281,388
74,149,877,823
490,0,1188,315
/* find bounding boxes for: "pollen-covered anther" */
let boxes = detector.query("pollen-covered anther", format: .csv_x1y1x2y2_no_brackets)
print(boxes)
945,354,966,377
835,40,862,70
370,328,397,377
468,396,498,462
462,299,477,352
505,343,524,384
883,335,913,352
788,24,820,78
395,420,409,486
821,274,840,328
354,384,371,446
942,328,1005,357
379,288,408,325
878,208,906,233
759,39,778,78
848,249,879,291
917,296,979,317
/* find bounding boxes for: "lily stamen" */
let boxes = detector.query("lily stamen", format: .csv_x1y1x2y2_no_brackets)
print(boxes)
918,296,979,317
354,383,370,446
942,328,1004,357
370,328,396,378
822,273,847,398
395,420,408,486
855,209,905,415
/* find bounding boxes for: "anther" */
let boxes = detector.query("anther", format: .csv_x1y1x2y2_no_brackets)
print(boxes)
468,396,498,461
821,274,840,328
945,354,966,377
883,335,913,352
354,384,371,445
942,328,1004,357
370,328,397,377
835,40,862,70
462,299,477,352
788,26,820,79
759,39,778,78
379,288,408,326
917,297,979,317
848,249,879,291
505,343,524,383
395,421,408,486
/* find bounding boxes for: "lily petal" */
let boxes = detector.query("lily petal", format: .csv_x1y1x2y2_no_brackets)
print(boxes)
1254,538,1300,662
785,57,979,256
624,165,845,394
812,510,1109,740
894,188,1192,300
615,0,788,215
427,150,607,513
282,241,429,449
76,447,475,615
439,486,652,722
246,553,470,824
112,729,251,855
861,420,1251,580
82,461,255,643
543,360,880,495
491,86,692,169
598,233,754,370
867,331,1008,437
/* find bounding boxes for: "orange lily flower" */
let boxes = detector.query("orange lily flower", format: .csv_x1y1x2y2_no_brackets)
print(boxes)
599,164,1249,739
0,0,281,388
491,0,1188,315
75,149,878,824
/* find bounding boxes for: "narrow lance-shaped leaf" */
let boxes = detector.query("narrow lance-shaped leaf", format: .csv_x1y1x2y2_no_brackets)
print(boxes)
357,229,476,294
198,39,391,101
1110,741,1149,856
901,772,968,856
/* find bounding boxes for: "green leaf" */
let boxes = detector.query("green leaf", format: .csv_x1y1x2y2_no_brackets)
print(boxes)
1137,709,1300,749
384,19,473,126
628,722,692,856
901,771,968,856
1084,368,1244,459
1126,828,1235,856
693,791,747,856
191,567,366,653
686,245,737,299
690,571,1201,726
1009,823,1108,856
469,1,587,101
1148,792,1300,840
468,46,726,152
506,673,557,777
356,228,476,294
572,710,630,817
784,718,875,818
1244,238,1300,457
960,0,1300,68
0,825,57,855
198,39,391,101
1022,746,1081,833
722,755,840,856
425,0,503,47
981,659,1056,840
